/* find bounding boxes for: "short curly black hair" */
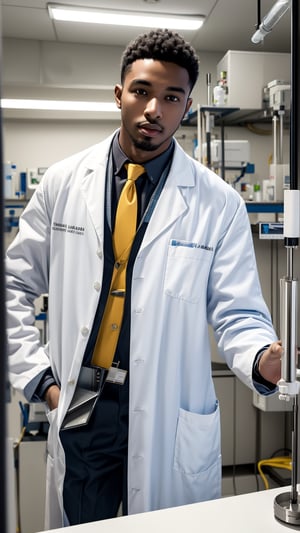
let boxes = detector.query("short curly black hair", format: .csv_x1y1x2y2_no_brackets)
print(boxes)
121,29,199,91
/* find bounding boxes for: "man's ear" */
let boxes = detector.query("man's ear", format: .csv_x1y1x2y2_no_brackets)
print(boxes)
185,97,193,115
114,84,123,108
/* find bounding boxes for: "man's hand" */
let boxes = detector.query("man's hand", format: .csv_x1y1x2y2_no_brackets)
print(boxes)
258,341,283,385
44,384,60,411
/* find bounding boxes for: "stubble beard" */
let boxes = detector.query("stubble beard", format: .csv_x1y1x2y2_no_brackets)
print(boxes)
133,137,161,152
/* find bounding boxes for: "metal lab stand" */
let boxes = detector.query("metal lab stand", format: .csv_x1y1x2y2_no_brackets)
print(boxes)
273,0,300,525
199,105,239,179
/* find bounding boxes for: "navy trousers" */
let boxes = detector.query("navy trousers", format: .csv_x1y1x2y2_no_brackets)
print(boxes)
60,381,129,525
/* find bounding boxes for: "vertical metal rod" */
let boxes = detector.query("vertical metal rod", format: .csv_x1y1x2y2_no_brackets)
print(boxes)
281,275,297,385
291,396,298,503
221,120,225,180
287,0,299,509
0,32,8,533
287,247,294,278
197,104,201,163
206,73,212,106
256,0,261,28
205,111,211,167
274,0,300,523
273,113,278,164
279,111,284,164
289,0,299,192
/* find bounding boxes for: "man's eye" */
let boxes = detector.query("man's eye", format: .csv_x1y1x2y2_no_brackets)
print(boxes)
166,95,180,102
135,88,147,95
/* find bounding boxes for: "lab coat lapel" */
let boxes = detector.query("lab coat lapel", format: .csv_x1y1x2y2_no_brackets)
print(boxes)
141,142,195,250
80,136,113,241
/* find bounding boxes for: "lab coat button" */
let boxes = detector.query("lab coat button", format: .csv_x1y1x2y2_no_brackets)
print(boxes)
68,379,75,386
96,249,103,259
81,326,89,336
93,281,101,291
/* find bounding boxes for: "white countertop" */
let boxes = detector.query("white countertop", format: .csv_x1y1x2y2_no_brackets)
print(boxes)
39,487,300,533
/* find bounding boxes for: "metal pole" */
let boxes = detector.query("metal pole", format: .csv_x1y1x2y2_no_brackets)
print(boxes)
289,0,300,509
291,397,298,504
0,16,8,533
273,112,278,164
274,0,300,524
289,0,299,193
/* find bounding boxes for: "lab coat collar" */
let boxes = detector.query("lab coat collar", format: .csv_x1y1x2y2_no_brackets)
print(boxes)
82,132,116,172
80,133,196,246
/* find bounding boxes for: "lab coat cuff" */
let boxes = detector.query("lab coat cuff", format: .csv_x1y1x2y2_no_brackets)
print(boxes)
28,368,56,402
252,345,277,394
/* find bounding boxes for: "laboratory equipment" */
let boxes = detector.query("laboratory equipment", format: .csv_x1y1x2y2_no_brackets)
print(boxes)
258,222,284,240
206,73,212,106
264,80,291,202
273,188,300,525
251,0,291,44
202,140,249,169
217,50,290,110
251,0,300,523
26,167,47,191
272,0,300,525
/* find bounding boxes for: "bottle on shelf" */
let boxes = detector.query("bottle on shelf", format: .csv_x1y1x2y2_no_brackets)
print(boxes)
219,71,228,104
253,183,262,202
4,162,18,199
213,71,228,107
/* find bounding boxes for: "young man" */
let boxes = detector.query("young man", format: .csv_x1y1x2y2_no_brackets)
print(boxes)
6,29,282,529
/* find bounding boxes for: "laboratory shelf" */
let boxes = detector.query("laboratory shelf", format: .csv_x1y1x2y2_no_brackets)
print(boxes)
245,202,284,213
200,105,240,119
182,105,240,127
4,199,28,209
182,106,288,127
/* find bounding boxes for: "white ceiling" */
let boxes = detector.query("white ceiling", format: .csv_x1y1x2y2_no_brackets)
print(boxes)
1,0,291,53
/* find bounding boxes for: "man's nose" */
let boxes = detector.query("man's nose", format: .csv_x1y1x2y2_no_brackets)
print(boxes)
144,98,162,119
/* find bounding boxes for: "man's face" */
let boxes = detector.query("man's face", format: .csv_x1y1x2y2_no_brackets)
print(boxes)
115,59,193,163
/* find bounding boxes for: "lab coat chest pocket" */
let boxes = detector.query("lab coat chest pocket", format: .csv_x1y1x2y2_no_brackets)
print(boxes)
164,240,212,303
174,402,220,475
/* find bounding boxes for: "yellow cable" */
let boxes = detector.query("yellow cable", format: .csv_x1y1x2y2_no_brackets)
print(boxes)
257,457,292,490
246,123,272,136
14,426,26,449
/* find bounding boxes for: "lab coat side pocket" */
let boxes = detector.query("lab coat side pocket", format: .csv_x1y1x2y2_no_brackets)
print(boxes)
174,402,221,475
46,407,58,459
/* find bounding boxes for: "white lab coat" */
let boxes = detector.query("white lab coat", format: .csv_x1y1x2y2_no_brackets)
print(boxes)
6,132,277,529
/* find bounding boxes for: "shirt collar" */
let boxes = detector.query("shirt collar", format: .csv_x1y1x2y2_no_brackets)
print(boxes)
112,131,174,185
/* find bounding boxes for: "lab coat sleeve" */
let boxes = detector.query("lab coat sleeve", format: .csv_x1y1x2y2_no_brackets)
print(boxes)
6,178,52,400
207,198,278,390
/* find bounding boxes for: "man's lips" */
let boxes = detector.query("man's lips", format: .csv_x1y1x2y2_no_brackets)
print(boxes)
138,122,163,137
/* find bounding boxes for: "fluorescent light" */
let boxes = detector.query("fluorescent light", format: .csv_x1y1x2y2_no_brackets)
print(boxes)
1,99,119,112
48,4,204,31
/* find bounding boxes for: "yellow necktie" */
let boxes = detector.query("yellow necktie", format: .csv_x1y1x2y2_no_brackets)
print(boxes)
91,163,145,369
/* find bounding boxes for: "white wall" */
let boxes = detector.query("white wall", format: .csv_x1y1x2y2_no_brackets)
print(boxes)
2,37,223,115
3,119,117,170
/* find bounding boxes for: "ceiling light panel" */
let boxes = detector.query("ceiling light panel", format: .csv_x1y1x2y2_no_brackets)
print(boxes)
48,4,205,31
1,99,119,112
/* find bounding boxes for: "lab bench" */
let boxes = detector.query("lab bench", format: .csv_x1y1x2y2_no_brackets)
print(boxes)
38,486,300,533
